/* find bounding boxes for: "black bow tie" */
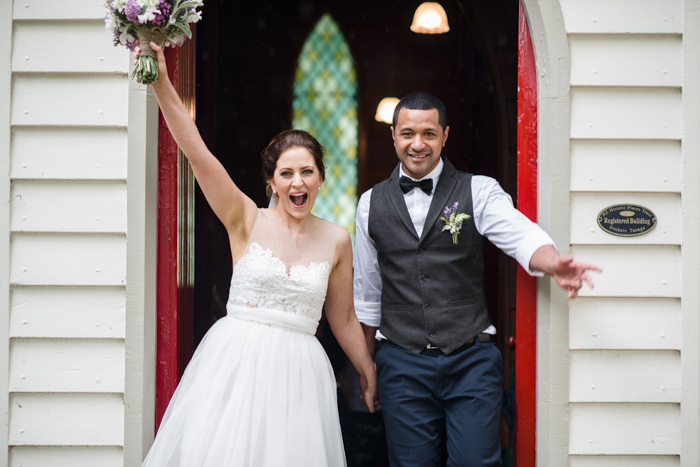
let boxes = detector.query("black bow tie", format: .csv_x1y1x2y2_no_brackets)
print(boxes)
399,176,433,195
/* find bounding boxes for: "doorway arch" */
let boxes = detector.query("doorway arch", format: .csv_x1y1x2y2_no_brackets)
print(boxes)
154,0,548,463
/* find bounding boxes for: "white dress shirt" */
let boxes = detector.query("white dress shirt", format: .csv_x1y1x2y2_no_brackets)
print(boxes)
353,159,555,334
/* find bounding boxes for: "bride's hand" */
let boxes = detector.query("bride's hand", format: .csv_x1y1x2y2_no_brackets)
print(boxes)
134,41,169,86
360,374,379,413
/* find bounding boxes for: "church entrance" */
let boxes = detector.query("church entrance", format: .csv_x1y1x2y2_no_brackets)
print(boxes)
158,0,530,464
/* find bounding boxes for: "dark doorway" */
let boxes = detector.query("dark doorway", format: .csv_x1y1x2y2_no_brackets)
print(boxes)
190,1,519,464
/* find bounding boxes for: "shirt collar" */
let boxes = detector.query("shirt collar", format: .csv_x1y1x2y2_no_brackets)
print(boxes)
398,157,444,185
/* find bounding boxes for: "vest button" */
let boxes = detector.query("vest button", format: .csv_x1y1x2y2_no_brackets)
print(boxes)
418,247,425,253
423,303,432,310
421,275,429,281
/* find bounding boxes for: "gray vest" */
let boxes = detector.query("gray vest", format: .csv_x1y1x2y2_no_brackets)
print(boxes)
368,158,491,354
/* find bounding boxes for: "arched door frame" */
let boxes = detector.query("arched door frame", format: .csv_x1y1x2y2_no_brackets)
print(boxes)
153,4,574,463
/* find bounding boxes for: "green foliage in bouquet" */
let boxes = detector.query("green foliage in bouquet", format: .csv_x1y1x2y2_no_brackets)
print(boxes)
105,0,204,85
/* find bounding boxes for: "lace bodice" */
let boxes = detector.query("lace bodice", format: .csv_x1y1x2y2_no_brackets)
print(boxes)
227,242,331,322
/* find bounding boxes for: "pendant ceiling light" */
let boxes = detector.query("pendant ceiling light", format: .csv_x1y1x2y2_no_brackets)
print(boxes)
410,2,450,34
375,97,400,124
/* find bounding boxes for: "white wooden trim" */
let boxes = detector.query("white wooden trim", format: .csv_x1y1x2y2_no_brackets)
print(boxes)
569,403,681,455
10,446,124,467
9,338,126,393
9,393,125,446
570,455,679,466
10,286,126,339
11,127,128,180
559,0,683,34
569,349,681,403
12,21,127,74
12,0,104,20
123,77,159,465
10,180,128,233
521,0,572,464
681,0,700,464
569,34,682,88
0,0,13,464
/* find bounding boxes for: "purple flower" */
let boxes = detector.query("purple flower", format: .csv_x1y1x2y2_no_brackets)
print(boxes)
152,0,171,26
124,0,143,24
443,201,459,218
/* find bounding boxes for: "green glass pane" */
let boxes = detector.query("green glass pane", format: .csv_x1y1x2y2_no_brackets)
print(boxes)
293,14,358,244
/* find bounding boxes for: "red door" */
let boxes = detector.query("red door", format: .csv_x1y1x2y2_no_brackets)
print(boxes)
516,1,538,465
154,38,197,428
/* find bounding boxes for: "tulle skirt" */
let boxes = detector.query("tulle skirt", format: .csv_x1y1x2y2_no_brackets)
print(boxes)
142,310,346,466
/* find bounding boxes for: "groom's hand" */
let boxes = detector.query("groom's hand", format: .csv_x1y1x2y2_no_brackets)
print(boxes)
529,245,602,298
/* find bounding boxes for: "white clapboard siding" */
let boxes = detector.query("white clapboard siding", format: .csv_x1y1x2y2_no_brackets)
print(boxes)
569,403,680,455
10,286,125,339
13,21,127,74
570,35,682,87
10,233,126,286
11,126,128,180
570,192,680,245
10,446,124,467
560,0,682,34
570,140,681,193
13,0,105,20
569,298,681,350
9,393,124,446
570,455,679,467
10,180,127,233
570,88,681,140
9,338,125,393
11,74,128,127
570,245,681,298
570,350,680,403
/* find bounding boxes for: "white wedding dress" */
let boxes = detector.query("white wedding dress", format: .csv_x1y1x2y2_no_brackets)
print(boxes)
142,209,346,466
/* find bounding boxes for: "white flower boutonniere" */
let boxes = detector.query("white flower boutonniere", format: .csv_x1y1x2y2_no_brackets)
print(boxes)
440,202,471,244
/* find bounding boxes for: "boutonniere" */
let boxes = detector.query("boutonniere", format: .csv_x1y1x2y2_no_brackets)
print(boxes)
440,202,471,244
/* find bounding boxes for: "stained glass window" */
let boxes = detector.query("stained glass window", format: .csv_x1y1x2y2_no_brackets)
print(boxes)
293,14,358,242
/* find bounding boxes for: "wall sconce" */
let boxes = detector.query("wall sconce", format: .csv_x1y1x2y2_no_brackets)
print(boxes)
375,97,400,124
410,2,450,34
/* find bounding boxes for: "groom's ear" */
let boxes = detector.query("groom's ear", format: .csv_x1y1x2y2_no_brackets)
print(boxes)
442,125,450,147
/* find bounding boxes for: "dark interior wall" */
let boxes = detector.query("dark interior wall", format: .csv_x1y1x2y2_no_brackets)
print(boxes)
191,0,518,347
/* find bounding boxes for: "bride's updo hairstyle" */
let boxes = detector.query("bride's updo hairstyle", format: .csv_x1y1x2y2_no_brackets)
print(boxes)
261,130,326,199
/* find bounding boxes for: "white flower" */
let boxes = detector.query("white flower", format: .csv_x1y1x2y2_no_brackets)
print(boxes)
186,10,202,23
118,24,135,45
105,14,117,31
138,6,161,24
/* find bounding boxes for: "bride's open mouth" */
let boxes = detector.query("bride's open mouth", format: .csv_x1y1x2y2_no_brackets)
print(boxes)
290,193,308,207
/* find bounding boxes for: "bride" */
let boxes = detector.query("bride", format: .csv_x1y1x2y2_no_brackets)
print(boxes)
139,41,378,466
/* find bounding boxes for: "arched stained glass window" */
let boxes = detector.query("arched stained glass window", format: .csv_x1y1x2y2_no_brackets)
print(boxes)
293,14,358,240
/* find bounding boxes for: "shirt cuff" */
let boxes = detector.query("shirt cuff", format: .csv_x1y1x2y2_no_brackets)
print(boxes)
515,231,557,277
354,300,382,327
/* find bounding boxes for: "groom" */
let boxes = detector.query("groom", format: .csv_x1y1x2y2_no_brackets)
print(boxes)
353,92,600,465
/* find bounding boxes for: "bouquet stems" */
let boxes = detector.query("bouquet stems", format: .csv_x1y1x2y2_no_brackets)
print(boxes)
133,28,167,85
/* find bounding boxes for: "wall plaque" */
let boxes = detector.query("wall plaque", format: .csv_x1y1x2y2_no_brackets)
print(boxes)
597,204,656,237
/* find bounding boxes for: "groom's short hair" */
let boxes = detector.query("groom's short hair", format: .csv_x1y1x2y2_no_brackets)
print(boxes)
392,92,448,131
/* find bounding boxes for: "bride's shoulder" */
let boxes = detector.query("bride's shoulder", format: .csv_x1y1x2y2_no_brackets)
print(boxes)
313,217,350,241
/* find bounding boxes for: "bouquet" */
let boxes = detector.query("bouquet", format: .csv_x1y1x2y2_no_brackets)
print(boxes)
105,0,204,84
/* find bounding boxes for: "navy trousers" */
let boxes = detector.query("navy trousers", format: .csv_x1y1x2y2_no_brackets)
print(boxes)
376,338,503,467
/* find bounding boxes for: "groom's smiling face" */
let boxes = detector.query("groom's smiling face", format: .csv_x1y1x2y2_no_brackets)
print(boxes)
391,108,449,180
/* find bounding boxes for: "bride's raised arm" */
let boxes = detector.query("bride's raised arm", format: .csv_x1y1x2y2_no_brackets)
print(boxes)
141,41,257,241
